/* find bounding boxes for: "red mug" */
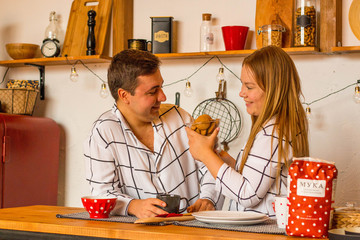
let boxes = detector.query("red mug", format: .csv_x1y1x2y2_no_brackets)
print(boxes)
221,26,249,50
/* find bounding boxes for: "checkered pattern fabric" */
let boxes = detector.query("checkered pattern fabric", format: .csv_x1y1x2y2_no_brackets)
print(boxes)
84,104,223,215
216,118,292,217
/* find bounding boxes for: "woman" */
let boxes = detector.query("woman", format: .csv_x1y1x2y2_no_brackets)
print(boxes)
185,46,309,217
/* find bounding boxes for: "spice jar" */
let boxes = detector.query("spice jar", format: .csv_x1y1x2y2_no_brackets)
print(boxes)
258,24,285,48
294,0,317,47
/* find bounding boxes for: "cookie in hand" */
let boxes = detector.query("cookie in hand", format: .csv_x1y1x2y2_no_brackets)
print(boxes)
190,114,219,136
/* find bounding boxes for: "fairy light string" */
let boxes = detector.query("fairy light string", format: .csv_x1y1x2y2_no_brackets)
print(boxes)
65,56,106,84
302,80,360,106
63,55,360,108
163,55,240,87
161,56,359,109
1,54,357,107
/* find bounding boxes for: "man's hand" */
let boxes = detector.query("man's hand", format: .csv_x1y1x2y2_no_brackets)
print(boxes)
128,198,168,219
186,199,215,213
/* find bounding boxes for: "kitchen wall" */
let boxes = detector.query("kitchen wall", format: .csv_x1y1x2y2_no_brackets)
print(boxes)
0,0,359,208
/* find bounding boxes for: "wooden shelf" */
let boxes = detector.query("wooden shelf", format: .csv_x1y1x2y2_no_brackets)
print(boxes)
0,47,319,68
331,46,360,54
155,47,318,59
0,55,112,68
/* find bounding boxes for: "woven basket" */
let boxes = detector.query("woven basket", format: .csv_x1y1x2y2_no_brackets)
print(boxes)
332,206,360,229
0,88,39,115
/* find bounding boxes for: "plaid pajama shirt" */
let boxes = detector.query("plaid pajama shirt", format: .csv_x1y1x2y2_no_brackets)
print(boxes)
216,118,292,217
84,104,223,215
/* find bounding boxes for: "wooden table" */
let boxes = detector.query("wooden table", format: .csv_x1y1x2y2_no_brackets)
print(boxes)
0,205,325,240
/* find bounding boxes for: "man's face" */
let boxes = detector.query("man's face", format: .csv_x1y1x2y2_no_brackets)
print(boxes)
126,69,167,122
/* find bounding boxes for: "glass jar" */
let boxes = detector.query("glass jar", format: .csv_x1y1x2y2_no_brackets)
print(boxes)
294,0,317,47
258,24,285,48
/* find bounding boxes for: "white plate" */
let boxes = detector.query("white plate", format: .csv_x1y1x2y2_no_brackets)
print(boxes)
192,211,267,221
195,216,269,225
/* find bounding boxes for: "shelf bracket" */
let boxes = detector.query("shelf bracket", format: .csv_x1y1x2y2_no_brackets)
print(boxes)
25,63,45,100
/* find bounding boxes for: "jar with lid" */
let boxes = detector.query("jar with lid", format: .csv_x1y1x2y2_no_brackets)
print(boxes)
258,24,285,48
294,0,317,47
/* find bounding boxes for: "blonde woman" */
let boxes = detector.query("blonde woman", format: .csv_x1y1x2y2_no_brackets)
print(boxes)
185,46,309,217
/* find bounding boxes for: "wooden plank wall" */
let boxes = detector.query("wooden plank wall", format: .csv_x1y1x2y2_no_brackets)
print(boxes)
112,0,133,56
320,0,342,52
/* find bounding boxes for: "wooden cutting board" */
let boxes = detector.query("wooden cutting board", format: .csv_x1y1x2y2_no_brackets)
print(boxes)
255,0,294,48
62,0,112,57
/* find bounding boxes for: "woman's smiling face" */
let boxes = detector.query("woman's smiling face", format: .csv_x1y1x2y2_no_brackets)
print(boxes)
239,65,266,117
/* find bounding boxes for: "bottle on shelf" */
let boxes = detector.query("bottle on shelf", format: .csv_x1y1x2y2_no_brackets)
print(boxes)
200,13,214,52
45,11,59,40
41,11,61,58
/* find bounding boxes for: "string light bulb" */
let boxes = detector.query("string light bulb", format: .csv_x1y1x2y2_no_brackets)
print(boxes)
99,83,109,98
70,67,79,82
184,81,193,97
216,66,225,83
305,106,312,122
353,84,360,103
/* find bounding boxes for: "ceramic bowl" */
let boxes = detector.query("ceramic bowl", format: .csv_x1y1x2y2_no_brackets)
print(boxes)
81,196,117,218
5,43,39,60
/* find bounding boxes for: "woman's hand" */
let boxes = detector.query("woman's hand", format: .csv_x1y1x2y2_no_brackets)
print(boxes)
185,127,224,178
185,126,219,163
187,199,215,213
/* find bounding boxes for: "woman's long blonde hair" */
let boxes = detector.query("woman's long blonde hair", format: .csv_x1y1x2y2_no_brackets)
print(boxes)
239,46,309,179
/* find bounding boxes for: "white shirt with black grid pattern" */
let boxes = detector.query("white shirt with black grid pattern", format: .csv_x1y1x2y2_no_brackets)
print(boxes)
84,104,223,215
216,118,291,218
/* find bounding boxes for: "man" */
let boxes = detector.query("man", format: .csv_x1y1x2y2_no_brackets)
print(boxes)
84,49,222,218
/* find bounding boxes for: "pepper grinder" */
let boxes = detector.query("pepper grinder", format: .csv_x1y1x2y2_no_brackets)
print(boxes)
87,10,96,55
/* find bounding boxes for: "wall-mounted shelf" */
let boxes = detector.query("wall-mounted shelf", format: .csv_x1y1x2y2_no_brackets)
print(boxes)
0,55,111,101
331,46,360,54
155,47,318,59
0,48,319,67
0,55,112,68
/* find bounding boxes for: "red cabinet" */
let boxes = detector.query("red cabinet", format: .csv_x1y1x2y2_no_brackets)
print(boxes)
0,113,60,208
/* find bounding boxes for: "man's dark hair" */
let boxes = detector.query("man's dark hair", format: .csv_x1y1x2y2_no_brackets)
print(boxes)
108,49,161,100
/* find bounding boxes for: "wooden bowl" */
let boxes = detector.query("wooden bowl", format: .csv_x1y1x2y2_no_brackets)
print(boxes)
5,43,39,60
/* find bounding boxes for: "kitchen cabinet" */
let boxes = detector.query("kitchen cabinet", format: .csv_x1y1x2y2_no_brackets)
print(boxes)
0,113,60,208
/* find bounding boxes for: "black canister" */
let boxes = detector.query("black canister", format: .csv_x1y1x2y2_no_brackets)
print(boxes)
151,16,173,54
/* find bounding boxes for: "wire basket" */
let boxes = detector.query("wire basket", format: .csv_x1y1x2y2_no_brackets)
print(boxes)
192,98,242,151
0,88,39,115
